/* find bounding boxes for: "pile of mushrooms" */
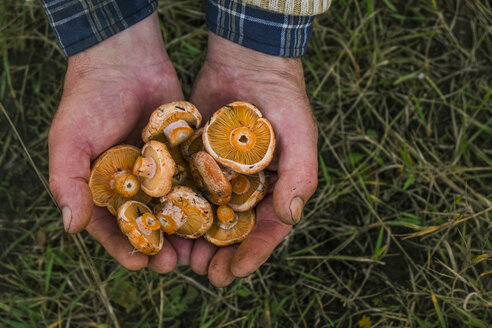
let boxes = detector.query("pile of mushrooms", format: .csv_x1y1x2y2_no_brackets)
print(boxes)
88,101,275,255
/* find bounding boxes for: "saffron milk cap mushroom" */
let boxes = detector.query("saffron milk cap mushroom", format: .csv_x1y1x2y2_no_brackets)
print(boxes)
88,145,151,214
117,201,163,255
204,205,255,246
142,101,202,146
158,186,213,239
190,151,232,205
180,127,204,161
132,140,175,198
203,101,275,174
228,171,267,212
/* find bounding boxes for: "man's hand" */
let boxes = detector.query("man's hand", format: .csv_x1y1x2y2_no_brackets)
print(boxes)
48,14,188,273
188,33,318,287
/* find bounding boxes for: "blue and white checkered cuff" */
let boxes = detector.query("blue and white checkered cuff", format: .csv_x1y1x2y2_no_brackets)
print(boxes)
42,0,158,57
206,0,314,57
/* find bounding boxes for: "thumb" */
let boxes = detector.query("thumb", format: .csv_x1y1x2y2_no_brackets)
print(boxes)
273,111,318,225
49,124,93,233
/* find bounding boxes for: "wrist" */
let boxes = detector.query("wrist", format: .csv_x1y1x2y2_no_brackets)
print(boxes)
66,13,171,81
205,33,306,89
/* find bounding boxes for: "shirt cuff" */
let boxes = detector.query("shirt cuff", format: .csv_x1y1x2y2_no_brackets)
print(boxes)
42,0,158,57
206,0,314,57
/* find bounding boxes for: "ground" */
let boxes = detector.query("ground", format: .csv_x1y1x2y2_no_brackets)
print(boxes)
1,0,491,327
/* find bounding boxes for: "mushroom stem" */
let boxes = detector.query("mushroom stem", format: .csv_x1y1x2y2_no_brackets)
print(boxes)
141,213,160,231
230,127,256,151
110,171,140,198
231,175,250,195
136,215,155,236
157,213,177,234
132,156,157,179
217,205,238,230
164,120,194,146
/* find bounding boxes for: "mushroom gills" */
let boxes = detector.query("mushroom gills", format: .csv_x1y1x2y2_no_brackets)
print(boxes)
205,209,256,246
203,102,275,174
88,145,151,208
228,171,267,212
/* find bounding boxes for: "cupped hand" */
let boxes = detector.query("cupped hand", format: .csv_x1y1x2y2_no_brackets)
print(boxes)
48,14,188,273
187,33,318,286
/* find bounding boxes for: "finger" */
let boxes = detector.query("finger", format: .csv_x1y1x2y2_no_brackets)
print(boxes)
272,105,318,224
49,126,93,233
208,245,238,287
86,207,148,270
166,235,193,265
148,237,178,274
231,195,291,277
190,238,218,275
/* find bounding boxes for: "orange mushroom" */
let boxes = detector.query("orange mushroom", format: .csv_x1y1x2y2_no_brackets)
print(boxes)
132,140,175,197
88,145,151,215
189,151,232,205
228,171,268,212
203,101,275,174
117,201,163,255
156,213,178,234
142,101,202,146
204,206,255,246
158,186,213,239
180,127,204,161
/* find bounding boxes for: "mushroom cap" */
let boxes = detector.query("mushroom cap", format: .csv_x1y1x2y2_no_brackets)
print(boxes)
228,171,268,212
190,151,232,205
180,127,204,161
117,201,163,255
159,186,213,239
203,101,275,174
88,145,151,209
142,101,202,143
204,209,255,246
136,141,175,197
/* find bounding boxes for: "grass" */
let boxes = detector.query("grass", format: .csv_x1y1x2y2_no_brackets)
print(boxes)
1,0,492,327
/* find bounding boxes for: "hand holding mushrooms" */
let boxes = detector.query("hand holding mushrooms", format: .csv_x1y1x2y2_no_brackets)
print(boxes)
187,33,318,286
48,14,183,272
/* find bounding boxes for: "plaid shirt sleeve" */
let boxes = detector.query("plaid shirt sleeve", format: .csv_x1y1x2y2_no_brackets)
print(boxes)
206,0,314,57
42,0,158,57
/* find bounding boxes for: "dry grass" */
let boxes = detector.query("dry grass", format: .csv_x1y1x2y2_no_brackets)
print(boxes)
1,0,492,327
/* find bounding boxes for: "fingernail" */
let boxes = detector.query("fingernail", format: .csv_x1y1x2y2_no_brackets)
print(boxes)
62,206,72,232
290,197,304,224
